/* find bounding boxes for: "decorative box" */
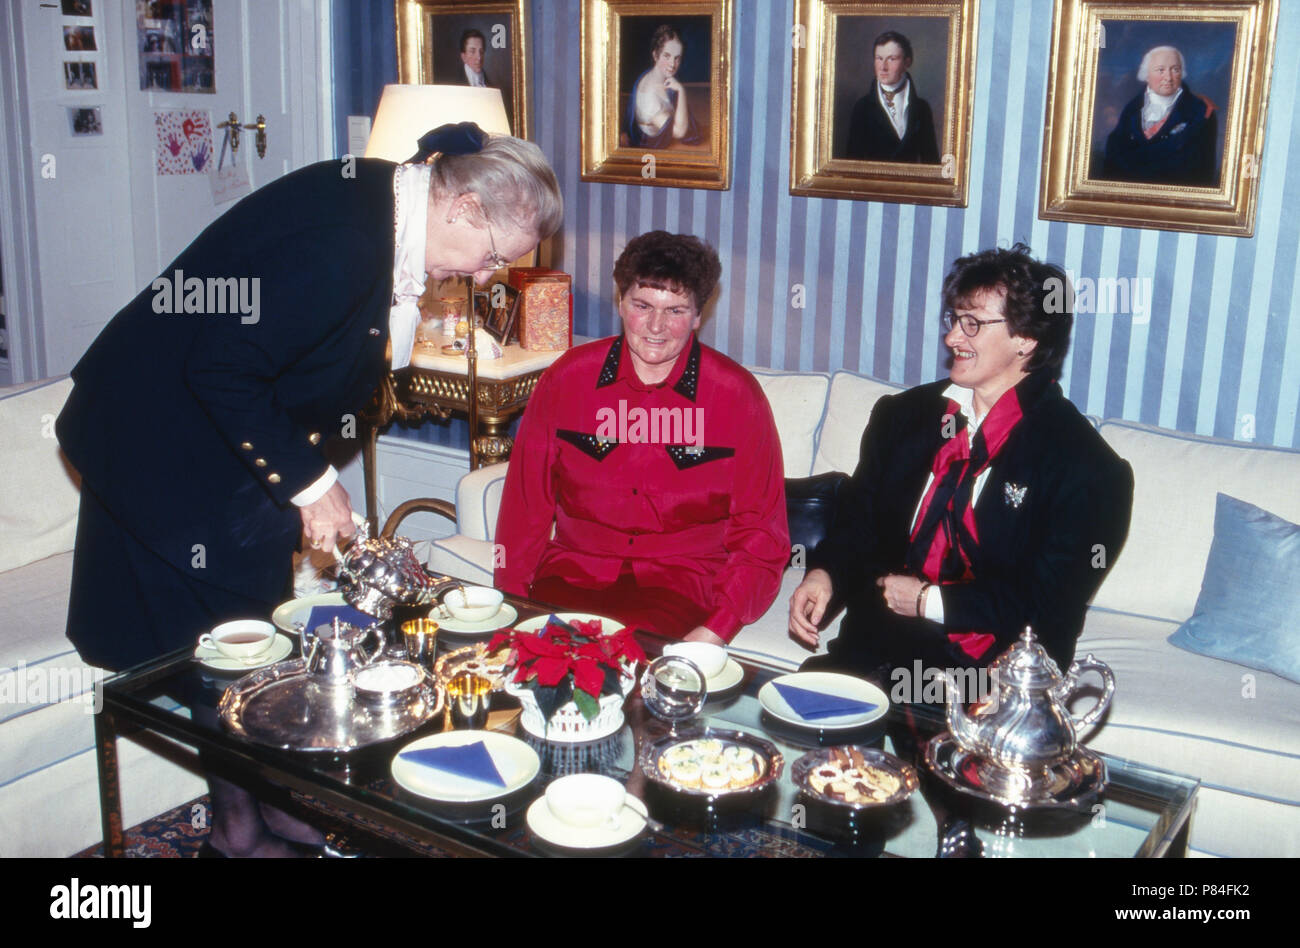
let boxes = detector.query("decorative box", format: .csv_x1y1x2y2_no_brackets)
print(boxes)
508,267,572,351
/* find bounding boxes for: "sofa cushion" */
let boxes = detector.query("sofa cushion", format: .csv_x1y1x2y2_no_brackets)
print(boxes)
728,568,833,671
785,473,849,565
421,535,495,586
0,378,80,573
456,463,509,544
1168,494,1300,684
1078,607,1300,811
746,368,830,478
1092,422,1300,621
811,371,906,475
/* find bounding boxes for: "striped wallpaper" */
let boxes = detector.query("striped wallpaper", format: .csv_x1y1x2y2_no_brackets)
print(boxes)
335,0,1300,450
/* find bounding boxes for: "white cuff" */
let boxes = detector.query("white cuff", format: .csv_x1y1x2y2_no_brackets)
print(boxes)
291,466,338,506
924,583,945,623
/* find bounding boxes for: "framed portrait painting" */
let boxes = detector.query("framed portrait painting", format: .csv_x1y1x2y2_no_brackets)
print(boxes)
1040,0,1278,236
581,0,733,190
790,0,979,206
397,0,531,139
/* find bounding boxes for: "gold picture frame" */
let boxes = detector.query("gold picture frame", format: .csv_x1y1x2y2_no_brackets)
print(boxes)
790,0,979,206
581,0,733,190
1039,0,1278,236
396,0,531,140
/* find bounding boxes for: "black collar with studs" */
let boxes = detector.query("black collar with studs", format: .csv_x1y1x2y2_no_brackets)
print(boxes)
596,335,701,402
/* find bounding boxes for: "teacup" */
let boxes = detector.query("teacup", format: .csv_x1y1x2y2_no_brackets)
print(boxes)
545,774,627,830
442,586,505,623
663,642,728,679
199,620,276,663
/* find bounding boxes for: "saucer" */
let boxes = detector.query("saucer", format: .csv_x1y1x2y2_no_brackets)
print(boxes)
757,672,889,730
526,794,648,850
430,602,519,637
194,633,294,672
705,658,744,695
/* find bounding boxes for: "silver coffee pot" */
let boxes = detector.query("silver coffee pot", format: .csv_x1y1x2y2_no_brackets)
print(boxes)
945,628,1115,778
333,521,464,620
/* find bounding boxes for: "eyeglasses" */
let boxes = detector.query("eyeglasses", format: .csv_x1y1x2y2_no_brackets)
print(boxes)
943,311,1007,337
483,219,510,270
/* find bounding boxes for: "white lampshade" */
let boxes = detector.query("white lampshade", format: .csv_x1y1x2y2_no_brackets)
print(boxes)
364,85,512,162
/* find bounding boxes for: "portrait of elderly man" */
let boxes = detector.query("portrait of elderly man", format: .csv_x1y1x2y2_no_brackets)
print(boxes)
844,30,940,163
495,231,789,646
790,244,1134,683
455,28,494,87
625,24,705,149
1101,45,1219,186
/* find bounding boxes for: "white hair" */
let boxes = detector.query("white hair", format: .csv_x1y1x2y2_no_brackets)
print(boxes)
1137,46,1186,83
429,135,563,240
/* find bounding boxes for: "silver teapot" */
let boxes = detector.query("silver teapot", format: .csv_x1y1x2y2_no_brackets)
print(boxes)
945,628,1115,777
333,521,462,620
302,618,385,686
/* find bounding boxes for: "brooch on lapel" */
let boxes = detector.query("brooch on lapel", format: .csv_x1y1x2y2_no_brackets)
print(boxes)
1170,122,1187,135
1003,482,1028,509
368,328,381,336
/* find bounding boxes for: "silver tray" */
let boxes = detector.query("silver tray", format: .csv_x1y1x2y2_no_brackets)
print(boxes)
791,745,919,810
924,733,1107,810
638,726,783,800
218,659,445,753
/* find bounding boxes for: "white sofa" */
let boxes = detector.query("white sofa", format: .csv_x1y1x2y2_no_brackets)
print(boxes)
424,367,1300,858
0,378,206,857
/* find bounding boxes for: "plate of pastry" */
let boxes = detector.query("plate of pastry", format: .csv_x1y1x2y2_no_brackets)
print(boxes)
638,727,783,799
791,745,919,809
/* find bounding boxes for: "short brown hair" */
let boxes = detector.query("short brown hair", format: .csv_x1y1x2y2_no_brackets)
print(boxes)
613,231,721,312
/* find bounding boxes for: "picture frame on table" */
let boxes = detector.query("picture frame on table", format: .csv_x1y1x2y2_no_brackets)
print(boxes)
1039,0,1278,237
790,0,979,206
580,0,733,190
482,283,521,345
396,0,531,139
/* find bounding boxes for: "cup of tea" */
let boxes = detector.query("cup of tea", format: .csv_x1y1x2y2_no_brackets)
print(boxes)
199,620,276,663
663,641,728,679
400,618,439,671
545,774,627,829
446,672,492,729
442,586,505,623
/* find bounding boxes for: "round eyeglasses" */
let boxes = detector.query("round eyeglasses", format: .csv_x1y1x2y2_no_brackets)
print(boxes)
943,311,1007,337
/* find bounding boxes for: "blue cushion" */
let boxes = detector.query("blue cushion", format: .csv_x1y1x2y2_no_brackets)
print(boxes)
1168,493,1300,683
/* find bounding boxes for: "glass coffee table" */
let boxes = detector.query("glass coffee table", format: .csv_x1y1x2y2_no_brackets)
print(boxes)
95,597,1198,858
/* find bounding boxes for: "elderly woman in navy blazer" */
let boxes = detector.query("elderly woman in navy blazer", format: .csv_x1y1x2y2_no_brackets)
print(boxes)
57,126,561,854
790,244,1134,687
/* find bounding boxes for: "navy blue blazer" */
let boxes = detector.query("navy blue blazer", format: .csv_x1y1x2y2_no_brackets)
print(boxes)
808,372,1134,672
843,76,940,164
1101,82,1219,186
57,158,399,590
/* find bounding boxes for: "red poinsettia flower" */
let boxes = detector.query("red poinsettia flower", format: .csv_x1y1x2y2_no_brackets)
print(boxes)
572,657,605,698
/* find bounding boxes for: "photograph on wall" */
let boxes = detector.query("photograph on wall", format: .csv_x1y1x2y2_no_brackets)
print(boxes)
397,0,530,139
62,0,93,15
63,26,96,51
136,0,215,93
155,109,213,174
790,0,978,207
581,0,732,190
63,62,98,91
1040,0,1278,236
68,106,103,137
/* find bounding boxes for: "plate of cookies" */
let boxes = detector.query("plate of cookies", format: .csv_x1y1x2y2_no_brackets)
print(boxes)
639,727,783,799
791,745,919,809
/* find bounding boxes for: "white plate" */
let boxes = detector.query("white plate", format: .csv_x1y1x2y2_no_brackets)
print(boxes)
526,794,647,850
390,730,540,803
705,658,744,695
271,592,349,634
430,602,519,636
512,612,626,635
194,633,295,672
758,672,889,730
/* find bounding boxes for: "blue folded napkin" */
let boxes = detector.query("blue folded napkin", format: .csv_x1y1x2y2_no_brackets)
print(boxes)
773,682,877,720
304,604,374,633
399,741,506,787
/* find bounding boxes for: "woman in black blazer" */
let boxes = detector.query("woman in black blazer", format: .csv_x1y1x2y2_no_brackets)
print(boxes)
789,244,1133,692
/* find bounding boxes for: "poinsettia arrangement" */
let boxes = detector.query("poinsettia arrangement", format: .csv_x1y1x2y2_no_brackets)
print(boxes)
488,617,646,722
